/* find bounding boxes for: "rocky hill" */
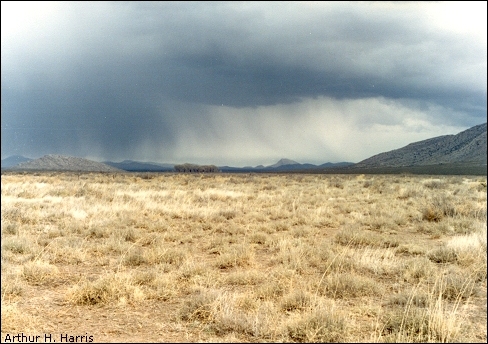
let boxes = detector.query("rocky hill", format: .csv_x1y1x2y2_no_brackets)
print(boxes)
10,154,122,172
354,123,487,168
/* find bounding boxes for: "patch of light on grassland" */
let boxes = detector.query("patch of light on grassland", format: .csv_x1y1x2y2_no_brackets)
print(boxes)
447,224,487,251
70,209,88,220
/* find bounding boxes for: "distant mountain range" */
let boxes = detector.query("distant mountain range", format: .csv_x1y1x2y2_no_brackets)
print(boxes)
219,159,353,172
2,122,486,174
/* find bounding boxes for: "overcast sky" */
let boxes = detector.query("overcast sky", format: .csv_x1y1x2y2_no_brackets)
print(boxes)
1,1,486,166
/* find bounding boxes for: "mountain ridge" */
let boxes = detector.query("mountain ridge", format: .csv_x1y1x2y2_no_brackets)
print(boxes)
8,154,121,172
354,123,487,169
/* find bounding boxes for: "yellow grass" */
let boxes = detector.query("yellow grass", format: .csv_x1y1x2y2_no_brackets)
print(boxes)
1,172,486,342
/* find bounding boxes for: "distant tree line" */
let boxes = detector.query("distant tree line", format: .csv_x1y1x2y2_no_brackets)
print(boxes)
174,163,219,173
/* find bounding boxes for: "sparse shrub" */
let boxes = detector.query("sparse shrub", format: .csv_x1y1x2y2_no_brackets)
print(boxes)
47,237,85,264
211,310,254,337
434,271,476,301
217,209,237,220
178,290,218,321
256,278,288,300
423,179,445,189
67,274,144,305
156,248,186,266
388,292,429,308
123,248,147,266
280,290,311,312
22,260,59,285
216,244,253,269
397,187,418,200
395,244,426,256
335,226,397,248
422,205,444,222
118,227,138,242
1,278,24,297
2,224,18,235
224,271,265,286
249,232,268,245
320,272,381,298
422,196,456,222
476,181,487,192
2,237,30,254
328,179,344,189
447,228,487,281
286,305,346,342
88,226,109,239
291,227,309,238
381,307,431,342
274,222,290,232
276,238,311,273
132,271,156,285
382,277,470,343
261,183,277,191
450,218,478,235
428,246,457,264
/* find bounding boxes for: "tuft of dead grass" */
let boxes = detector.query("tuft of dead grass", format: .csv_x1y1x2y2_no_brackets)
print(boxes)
67,273,145,306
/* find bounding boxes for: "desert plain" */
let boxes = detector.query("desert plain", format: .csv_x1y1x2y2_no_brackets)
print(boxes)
1,171,486,342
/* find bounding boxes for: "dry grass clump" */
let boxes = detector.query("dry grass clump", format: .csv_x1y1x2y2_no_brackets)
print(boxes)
335,225,399,248
446,226,487,281
178,289,218,322
223,270,266,286
67,273,145,306
1,276,25,298
280,289,312,312
402,257,436,283
215,243,254,269
2,237,31,255
388,292,429,308
22,260,59,285
255,270,291,301
395,244,426,256
423,178,446,189
319,272,383,298
433,269,477,301
123,247,147,266
379,274,474,343
1,172,486,342
286,301,347,342
428,246,458,264
422,195,457,222
178,290,275,339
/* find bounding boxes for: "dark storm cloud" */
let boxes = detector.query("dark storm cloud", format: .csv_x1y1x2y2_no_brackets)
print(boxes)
1,2,486,164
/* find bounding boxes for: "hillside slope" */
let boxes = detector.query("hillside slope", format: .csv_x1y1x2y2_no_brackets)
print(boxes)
354,123,487,168
11,154,121,172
